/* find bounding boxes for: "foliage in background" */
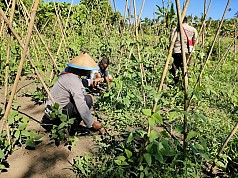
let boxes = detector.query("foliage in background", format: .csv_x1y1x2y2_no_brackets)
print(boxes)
0,0,237,177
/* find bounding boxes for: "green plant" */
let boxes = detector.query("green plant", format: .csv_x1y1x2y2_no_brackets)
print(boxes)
47,103,76,146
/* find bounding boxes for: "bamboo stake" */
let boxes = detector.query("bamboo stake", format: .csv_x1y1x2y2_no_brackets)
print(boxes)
137,0,146,26
122,0,128,33
112,0,117,12
48,17,57,49
133,0,146,107
19,0,59,71
4,0,16,111
235,29,237,61
0,0,40,134
0,7,55,102
0,3,11,37
187,0,212,65
62,0,73,59
128,0,133,31
152,0,190,113
3,0,16,145
202,0,206,49
217,122,238,157
187,0,231,108
117,0,129,75
54,2,70,60
208,35,238,82
175,0,189,151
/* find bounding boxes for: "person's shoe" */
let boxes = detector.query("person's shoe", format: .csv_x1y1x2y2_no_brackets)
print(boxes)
69,126,91,136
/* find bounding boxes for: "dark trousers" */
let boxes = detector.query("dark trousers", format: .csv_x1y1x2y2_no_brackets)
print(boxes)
41,95,93,131
170,53,189,82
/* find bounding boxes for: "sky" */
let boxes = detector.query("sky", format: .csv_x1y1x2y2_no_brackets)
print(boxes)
110,0,238,20
53,0,238,20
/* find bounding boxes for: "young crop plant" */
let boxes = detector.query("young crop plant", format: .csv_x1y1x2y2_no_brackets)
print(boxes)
42,103,77,147
0,109,43,171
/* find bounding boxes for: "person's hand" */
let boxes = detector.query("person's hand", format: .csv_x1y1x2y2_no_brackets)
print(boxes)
91,121,102,130
92,78,104,87
95,78,104,83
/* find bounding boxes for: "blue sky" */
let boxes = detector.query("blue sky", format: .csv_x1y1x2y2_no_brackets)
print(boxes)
110,0,237,20
53,0,238,20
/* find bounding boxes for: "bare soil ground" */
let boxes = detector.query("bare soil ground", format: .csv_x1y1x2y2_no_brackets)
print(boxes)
0,75,97,178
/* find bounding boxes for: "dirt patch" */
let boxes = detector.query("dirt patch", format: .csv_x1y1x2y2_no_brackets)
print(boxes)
0,75,97,177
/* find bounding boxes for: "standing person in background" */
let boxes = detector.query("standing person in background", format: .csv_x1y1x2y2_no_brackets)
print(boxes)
170,16,198,83
89,58,113,90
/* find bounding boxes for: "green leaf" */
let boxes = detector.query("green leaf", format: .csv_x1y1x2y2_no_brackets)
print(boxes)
21,130,30,136
143,153,152,166
142,109,151,116
186,131,197,141
125,149,132,158
26,138,36,148
0,164,6,170
60,114,67,122
216,161,226,168
127,133,134,143
152,113,162,124
155,151,164,163
50,113,56,119
68,118,75,124
18,123,28,130
148,117,155,127
157,142,164,151
14,130,20,139
34,134,43,141
194,143,204,150
54,103,60,109
116,156,126,161
149,130,159,142
0,149,5,159
175,125,183,133
58,123,66,130
168,111,180,122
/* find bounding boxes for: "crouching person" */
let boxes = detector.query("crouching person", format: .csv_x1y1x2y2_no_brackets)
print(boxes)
41,52,102,135
88,58,113,90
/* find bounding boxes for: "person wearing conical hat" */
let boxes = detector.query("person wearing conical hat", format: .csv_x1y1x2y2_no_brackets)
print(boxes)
42,52,102,134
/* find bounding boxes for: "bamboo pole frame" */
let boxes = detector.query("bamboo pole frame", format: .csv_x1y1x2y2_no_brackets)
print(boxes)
0,8,55,103
4,0,16,112
175,0,189,150
187,0,231,108
217,122,238,157
54,2,70,60
133,0,147,107
19,0,59,71
0,1,55,134
152,0,190,113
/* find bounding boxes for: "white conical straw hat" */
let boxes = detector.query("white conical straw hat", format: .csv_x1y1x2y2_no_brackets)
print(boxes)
67,52,99,70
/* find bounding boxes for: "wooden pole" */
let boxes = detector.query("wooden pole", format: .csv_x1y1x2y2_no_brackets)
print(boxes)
175,0,189,151
209,35,238,79
19,0,59,71
0,0,40,134
54,2,70,60
152,0,190,113
235,28,237,61
187,0,231,108
4,0,16,112
122,0,128,33
137,0,146,26
133,0,146,108
217,122,238,157
0,7,55,103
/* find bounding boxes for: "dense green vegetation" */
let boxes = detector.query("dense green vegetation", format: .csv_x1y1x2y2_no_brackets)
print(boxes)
0,0,237,177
